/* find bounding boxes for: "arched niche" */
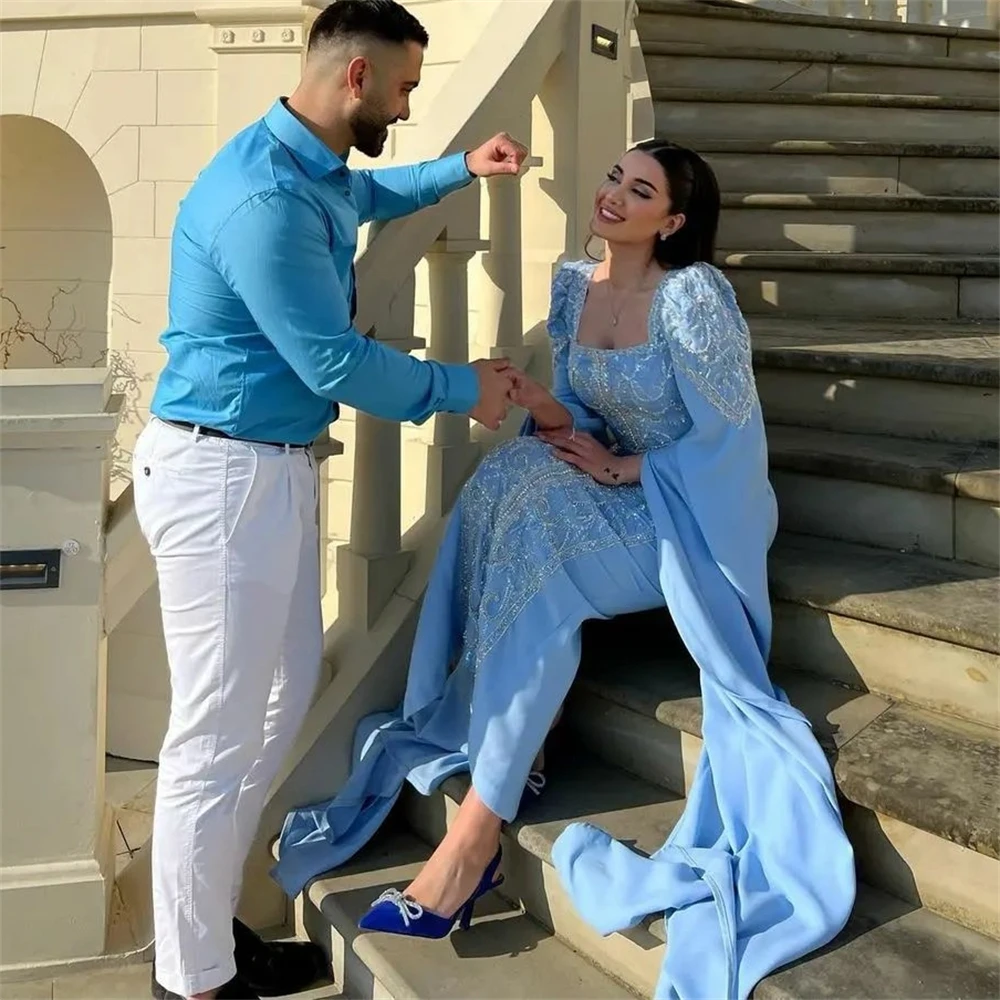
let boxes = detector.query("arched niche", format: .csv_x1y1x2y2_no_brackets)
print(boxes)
0,114,112,369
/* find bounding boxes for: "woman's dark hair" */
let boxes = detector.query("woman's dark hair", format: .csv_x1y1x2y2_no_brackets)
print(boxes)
588,139,721,270
308,0,430,51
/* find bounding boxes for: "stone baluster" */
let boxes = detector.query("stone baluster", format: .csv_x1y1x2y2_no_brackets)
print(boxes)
424,237,489,516
478,165,539,371
335,267,423,629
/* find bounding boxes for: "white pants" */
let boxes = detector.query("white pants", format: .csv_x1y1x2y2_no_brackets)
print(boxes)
132,417,323,997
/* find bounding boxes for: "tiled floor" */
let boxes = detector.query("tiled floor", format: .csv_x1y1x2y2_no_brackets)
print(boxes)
0,964,344,1000
106,756,157,877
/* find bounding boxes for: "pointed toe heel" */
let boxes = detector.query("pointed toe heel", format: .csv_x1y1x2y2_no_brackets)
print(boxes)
357,845,504,939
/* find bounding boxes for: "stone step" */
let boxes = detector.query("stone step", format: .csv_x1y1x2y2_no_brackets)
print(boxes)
748,318,999,443
637,0,999,59
653,89,999,145
767,425,999,567
718,252,998,321
767,532,999,729
569,651,1000,939
644,42,999,98
403,754,1000,999
299,826,636,999
718,194,999,255
687,140,1000,197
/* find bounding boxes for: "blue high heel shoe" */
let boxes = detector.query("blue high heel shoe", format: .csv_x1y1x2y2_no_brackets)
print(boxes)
357,846,504,938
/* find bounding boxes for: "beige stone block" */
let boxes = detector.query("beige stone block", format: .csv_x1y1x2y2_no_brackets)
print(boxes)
829,62,999,99
773,471,955,559
139,125,215,182
636,9,947,56
110,405,150,493
140,22,215,71
706,150,899,196
0,976,54,998
114,586,164,644
646,55,828,93
769,603,1000,731
899,156,1000,198
116,349,167,411
729,269,959,321
2,114,111,233
68,70,157,156
719,209,998,256
0,29,45,115
110,294,167,354
157,69,215,126
407,0,501,63
1,230,111,283
655,100,998,146
154,181,191,238
112,237,171,296
95,25,141,71
960,277,1000,320
845,806,1000,939
325,418,356,482
1,327,107,371
0,277,109,336
216,51,299,144
93,125,140,196
50,963,156,1000
110,181,155,239
757,367,999,444
323,477,355,542
32,28,97,128
406,61,457,126
108,627,171,702
956,497,1000,569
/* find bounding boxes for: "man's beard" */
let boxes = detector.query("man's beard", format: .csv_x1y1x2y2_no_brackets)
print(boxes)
351,102,393,158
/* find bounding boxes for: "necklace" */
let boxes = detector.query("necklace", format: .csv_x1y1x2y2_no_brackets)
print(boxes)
607,285,629,327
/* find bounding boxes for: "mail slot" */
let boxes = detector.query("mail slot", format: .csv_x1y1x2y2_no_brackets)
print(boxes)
0,549,61,590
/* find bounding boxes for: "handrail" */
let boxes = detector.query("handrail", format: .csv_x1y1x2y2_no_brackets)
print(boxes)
352,0,567,338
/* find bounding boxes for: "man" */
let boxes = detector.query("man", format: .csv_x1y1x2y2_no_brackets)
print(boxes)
133,2,528,997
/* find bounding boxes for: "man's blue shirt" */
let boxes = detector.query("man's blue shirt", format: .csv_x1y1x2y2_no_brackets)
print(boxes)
150,97,479,444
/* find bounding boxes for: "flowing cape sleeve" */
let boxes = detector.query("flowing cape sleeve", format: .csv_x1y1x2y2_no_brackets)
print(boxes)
520,261,608,440
550,264,856,999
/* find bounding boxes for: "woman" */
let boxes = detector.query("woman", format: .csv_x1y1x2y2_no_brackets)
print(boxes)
275,141,856,998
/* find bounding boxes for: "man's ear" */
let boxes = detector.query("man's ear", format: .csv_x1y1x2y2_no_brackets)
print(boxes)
345,55,368,99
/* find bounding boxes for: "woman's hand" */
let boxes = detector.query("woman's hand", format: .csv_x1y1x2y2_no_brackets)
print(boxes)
537,429,642,486
509,370,573,432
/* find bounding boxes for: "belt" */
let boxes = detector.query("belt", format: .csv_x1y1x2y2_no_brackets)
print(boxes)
164,419,309,451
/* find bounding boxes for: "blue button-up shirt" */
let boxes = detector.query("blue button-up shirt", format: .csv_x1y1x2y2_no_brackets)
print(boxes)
150,98,479,445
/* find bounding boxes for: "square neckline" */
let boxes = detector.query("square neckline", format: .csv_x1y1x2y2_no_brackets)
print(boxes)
570,259,672,354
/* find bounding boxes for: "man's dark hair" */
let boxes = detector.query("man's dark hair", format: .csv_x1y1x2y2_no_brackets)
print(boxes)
308,0,429,51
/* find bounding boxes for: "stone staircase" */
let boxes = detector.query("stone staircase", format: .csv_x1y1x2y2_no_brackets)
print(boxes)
291,3,999,997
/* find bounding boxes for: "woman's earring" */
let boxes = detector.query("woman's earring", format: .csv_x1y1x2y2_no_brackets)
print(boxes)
659,232,668,241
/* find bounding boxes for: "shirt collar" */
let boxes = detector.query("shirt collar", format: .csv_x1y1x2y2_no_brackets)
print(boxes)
264,98,348,181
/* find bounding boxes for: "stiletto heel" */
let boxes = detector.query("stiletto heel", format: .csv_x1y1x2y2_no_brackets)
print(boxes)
357,845,504,939
458,898,476,932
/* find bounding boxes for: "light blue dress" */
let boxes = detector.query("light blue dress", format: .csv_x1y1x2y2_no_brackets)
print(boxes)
274,260,857,999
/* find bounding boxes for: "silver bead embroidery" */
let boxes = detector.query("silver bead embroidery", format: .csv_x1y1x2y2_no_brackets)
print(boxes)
450,259,760,671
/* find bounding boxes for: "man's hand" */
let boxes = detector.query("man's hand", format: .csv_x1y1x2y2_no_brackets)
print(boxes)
465,133,529,178
469,358,515,431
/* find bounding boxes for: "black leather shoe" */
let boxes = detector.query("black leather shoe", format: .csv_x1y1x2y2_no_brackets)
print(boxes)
232,918,328,996
150,919,325,999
